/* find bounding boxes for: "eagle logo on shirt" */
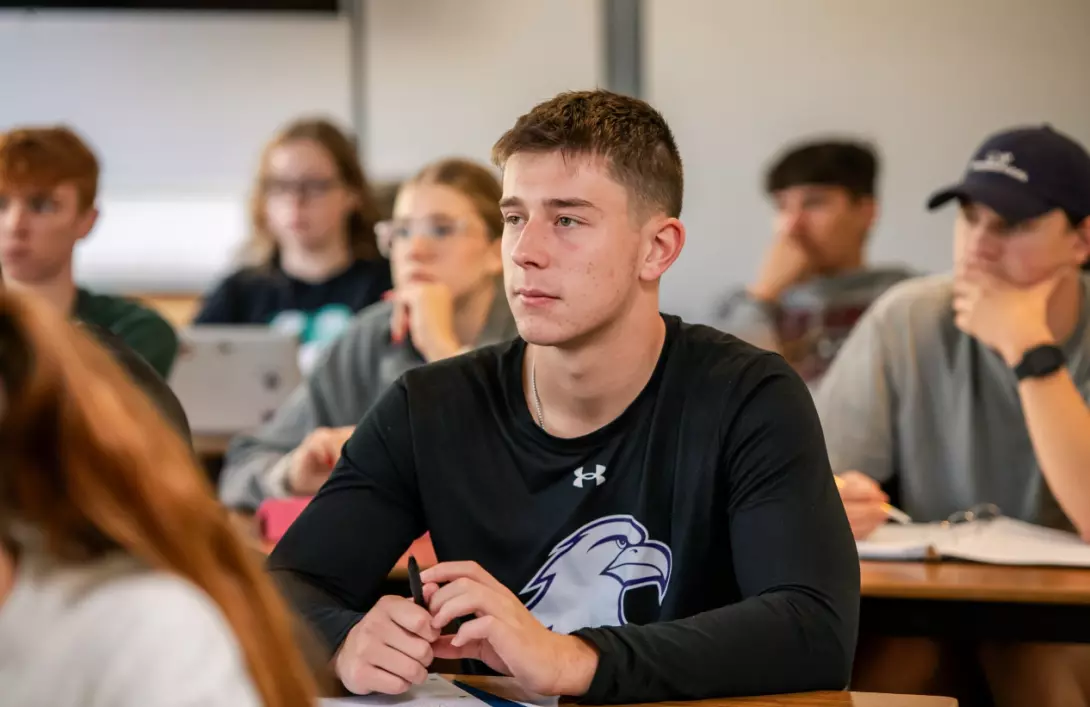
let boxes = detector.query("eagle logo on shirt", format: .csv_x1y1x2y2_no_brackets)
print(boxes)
520,515,672,635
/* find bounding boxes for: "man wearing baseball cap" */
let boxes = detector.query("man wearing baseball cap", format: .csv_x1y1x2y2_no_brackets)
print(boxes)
816,124,1090,705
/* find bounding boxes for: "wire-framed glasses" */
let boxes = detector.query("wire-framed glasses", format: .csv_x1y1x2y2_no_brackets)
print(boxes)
374,217,469,258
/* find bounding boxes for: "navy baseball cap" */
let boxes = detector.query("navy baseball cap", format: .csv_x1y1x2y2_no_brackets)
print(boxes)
928,125,1090,225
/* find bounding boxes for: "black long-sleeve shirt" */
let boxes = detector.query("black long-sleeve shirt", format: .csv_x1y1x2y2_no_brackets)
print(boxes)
268,315,860,704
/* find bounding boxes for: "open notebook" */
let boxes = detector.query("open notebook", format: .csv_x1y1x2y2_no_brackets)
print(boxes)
857,517,1090,567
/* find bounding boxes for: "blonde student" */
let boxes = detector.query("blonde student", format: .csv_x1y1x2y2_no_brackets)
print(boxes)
195,118,392,371
219,157,517,510
0,290,316,707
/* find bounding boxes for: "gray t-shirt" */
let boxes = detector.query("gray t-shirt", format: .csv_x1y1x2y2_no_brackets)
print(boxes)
0,552,262,707
814,274,1090,530
715,266,913,387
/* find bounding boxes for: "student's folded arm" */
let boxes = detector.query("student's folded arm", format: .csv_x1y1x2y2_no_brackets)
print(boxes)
218,325,376,510
572,364,859,703
268,381,425,656
812,304,897,484
218,384,320,510
1018,371,1090,541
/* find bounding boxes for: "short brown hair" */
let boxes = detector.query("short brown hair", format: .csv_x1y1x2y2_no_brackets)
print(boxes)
244,117,381,268
0,126,99,212
492,90,684,218
406,158,503,239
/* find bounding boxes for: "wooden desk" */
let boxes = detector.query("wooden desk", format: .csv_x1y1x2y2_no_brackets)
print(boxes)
194,432,232,459
134,292,201,329
859,560,1090,643
454,675,957,707
861,560,1090,605
193,432,232,484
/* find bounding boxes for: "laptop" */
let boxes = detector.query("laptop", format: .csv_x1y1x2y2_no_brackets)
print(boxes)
169,326,302,435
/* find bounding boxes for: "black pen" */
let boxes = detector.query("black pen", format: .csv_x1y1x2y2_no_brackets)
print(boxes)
407,555,427,609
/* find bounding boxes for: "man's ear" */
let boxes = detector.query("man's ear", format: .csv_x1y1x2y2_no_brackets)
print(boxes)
1074,217,1090,270
859,196,878,231
638,216,685,283
74,206,99,242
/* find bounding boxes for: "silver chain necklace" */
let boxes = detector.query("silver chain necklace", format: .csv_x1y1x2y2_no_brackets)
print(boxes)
530,356,545,430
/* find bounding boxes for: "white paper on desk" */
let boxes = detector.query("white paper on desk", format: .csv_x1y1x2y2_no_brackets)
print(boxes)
321,675,558,707
858,518,1090,567
321,675,484,707
856,522,949,560
941,518,1090,567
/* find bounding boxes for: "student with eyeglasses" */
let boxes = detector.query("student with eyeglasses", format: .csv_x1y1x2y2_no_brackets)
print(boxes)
194,118,392,371
218,158,517,510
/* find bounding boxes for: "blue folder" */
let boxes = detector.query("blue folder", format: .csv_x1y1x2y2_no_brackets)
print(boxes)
452,680,527,707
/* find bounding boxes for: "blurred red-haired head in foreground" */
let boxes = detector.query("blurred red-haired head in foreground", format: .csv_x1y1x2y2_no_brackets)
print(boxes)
0,289,316,707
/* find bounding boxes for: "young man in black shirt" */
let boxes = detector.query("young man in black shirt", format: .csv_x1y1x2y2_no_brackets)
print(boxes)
269,90,859,703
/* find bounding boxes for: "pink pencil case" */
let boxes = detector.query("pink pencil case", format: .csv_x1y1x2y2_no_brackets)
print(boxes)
255,496,314,543
256,497,437,570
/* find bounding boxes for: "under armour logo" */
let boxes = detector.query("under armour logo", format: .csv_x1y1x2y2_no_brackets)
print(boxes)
573,465,607,488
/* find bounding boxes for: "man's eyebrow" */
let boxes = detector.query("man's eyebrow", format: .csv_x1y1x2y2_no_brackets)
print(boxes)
499,196,602,212
544,197,600,211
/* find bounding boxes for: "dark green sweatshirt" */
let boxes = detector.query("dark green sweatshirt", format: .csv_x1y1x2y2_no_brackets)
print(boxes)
74,288,179,379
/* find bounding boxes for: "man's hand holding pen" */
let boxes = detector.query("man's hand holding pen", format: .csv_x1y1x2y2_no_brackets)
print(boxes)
333,557,599,698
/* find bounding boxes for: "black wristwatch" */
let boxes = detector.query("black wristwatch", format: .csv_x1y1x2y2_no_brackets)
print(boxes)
1014,344,1066,381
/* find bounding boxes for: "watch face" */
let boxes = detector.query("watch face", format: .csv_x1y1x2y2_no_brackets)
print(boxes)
1018,345,1066,379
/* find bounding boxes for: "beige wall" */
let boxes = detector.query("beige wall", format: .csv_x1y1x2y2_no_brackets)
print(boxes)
364,0,601,181
0,12,352,290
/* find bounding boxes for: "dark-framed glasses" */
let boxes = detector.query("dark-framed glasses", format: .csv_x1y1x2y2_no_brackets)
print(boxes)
262,178,340,201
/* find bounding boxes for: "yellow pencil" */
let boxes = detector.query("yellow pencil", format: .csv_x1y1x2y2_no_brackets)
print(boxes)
833,475,913,524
